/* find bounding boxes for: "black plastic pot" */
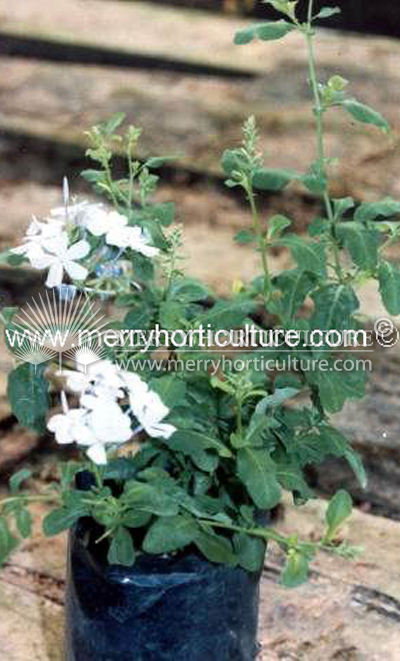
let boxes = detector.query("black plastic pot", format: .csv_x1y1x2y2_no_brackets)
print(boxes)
65,519,263,661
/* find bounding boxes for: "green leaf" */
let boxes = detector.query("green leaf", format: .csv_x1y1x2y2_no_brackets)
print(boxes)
311,284,359,332
43,507,86,537
234,20,295,46
233,533,266,572
325,490,352,537
253,168,297,192
256,388,299,414
344,449,367,490
293,426,367,488
143,515,198,554
16,509,32,539
276,235,327,277
306,363,366,413
123,482,179,516
149,375,187,409
275,460,314,501
378,261,400,315
9,469,32,494
354,198,400,222
169,430,232,458
121,511,152,528
198,297,256,329
237,448,281,509
281,550,309,588
195,531,236,566
221,149,248,177
146,156,177,169
132,253,154,282
169,278,210,302
159,301,185,330
0,250,19,266
234,229,256,245
101,112,126,135
341,99,390,133
301,172,327,195
80,169,107,185
124,306,152,331
315,7,341,20
7,363,50,433
152,202,175,227
107,527,135,566
267,215,292,240
336,222,380,271
271,269,316,321
0,518,14,565
333,197,355,220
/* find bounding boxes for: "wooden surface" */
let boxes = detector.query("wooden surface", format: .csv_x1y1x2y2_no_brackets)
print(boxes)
1,498,400,660
1,2,400,197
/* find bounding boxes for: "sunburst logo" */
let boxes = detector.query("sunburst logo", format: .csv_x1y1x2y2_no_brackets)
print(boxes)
5,288,109,371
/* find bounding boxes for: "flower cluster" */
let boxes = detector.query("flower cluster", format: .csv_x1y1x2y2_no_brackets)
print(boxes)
47,360,176,464
12,187,159,289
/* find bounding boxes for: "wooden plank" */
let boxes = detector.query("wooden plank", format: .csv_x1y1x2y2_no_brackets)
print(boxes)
1,46,400,199
0,0,264,76
1,0,400,81
1,498,400,659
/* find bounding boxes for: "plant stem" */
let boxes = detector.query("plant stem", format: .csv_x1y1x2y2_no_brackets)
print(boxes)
92,464,104,490
0,494,60,509
103,160,121,211
200,517,315,553
304,0,344,283
236,398,244,439
247,183,271,302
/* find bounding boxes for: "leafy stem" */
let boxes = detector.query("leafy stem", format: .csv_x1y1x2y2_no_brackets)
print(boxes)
199,516,354,558
246,181,271,303
302,0,344,283
0,493,60,510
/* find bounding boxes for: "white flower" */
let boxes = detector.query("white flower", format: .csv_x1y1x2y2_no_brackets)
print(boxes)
123,226,160,258
12,217,64,261
47,389,132,465
48,408,96,446
85,209,125,238
129,387,176,440
48,363,175,465
84,208,159,258
85,399,132,443
67,360,126,400
47,391,96,446
31,233,90,288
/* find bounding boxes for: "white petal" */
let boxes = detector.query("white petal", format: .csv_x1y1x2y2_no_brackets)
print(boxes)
86,443,108,465
30,251,55,269
47,414,74,444
42,232,69,255
144,421,176,439
89,404,133,443
26,219,43,236
123,371,148,393
46,261,64,288
138,244,160,258
67,240,90,260
65,260,88,281
66,371,92,393
106,227,131,248
108,211,128,228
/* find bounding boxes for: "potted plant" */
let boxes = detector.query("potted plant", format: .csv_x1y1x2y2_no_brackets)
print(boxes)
1,1,399,659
